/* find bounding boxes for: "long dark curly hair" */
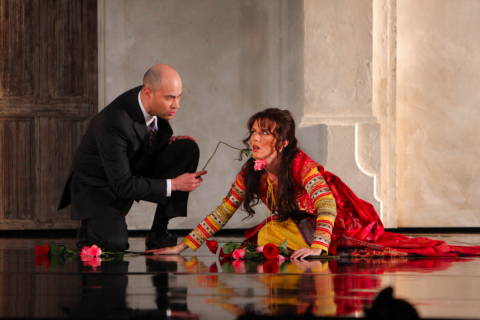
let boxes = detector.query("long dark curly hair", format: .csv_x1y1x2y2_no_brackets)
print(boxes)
242,108,299,220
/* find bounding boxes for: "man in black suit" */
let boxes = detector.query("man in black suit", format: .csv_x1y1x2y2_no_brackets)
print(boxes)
58,64,207,251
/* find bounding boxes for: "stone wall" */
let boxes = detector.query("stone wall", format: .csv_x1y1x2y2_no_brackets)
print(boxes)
99,0,480,229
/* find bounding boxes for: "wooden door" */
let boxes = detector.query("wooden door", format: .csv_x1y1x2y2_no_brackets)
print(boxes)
0,0,97,229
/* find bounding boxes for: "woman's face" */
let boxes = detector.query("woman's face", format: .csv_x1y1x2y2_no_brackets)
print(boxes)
249,120,278,161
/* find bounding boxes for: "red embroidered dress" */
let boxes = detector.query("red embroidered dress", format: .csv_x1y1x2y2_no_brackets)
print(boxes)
184,150,480,257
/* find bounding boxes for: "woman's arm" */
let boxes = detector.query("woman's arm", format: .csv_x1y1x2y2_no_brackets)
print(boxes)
147,172,246,255
291,166,337,259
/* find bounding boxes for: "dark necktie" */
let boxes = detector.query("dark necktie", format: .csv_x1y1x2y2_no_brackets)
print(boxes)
148,117,157,147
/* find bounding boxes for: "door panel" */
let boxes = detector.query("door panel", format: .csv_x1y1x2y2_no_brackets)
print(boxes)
0,0,97,229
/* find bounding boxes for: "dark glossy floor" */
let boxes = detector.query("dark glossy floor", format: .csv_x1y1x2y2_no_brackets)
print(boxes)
2,234,480,319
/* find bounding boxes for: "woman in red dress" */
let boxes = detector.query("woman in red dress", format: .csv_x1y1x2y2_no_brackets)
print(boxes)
150,108,480,258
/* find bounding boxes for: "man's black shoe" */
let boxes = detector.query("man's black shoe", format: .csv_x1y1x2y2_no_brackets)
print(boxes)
145,231,178,250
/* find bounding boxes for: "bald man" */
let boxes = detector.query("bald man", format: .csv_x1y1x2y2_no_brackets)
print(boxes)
58,64,206,251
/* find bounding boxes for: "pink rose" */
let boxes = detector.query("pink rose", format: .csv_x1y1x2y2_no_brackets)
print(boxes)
256,246,264,253
89,245,102,257
80,245,102,259
232,248,245,260
80,246,91,259
253,159,267,171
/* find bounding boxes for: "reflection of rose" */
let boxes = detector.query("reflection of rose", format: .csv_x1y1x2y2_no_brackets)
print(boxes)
262,260,280,273
206,239,218,254
82,256,101,270
232,248,245,260
256,264,264,273
263,243,279,260
209,263,218,273
232,260,246,273
35,255,50,269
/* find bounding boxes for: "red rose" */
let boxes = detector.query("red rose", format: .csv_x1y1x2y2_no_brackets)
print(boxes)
262,243,279,260
206,239,218,254
34,244,50,256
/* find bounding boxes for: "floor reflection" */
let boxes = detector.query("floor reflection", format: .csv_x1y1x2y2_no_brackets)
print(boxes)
62,261,130,318
171,255,474,318
1,237,480,319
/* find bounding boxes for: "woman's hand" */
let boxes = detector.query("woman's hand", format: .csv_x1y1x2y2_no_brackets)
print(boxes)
145,242,186,255
290,247,325,260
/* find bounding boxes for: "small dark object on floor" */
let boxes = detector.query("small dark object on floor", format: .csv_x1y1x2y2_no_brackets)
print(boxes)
365,287,420,320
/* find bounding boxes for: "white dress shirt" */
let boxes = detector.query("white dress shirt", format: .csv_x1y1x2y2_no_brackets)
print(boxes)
138,92,172,197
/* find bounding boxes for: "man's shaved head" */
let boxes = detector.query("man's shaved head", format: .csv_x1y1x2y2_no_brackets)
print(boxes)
140,64,183,119
143,64,180,90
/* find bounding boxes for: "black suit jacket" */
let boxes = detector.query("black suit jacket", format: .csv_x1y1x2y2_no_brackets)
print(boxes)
58,86,172,219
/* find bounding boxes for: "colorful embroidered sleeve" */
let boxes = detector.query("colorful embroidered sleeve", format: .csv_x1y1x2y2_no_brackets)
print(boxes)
183,172,246,251
302,167,337,252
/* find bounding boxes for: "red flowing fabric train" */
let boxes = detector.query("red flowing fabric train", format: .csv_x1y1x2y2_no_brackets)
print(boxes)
323,170,480,257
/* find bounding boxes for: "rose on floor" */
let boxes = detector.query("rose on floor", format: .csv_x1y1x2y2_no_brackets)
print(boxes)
213,241,290,261
232,248,246,260
34,244,50,256
206,239,218,254
33,243,123,271
262,243,279,260
80,245,102,258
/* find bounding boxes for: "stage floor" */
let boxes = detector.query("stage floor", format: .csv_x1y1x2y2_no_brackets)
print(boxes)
1,233,480,319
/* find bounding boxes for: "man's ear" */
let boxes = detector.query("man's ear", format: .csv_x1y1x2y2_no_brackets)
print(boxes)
142,86,152,98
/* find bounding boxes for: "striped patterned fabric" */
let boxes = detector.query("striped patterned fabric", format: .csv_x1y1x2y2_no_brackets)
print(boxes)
183,151,338,252
183,172,246,250
301,167,337,252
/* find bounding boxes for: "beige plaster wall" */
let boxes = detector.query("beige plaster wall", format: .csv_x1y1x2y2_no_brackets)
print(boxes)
302,0,381,218
396,0,480,226
99,0,308,229
98,0,480,230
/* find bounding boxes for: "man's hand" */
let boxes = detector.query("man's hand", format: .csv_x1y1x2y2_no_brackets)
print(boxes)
171,170,207,192
146,242,186,255
169,136,196,144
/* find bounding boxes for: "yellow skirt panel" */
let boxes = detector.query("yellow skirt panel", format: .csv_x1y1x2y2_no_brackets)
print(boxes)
257,218,309,250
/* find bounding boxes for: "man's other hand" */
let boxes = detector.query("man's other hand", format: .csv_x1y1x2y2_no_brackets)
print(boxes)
171,170,207,192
